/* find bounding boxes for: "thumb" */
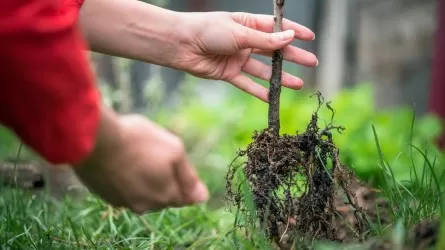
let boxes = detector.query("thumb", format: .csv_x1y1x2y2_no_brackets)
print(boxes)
235,27,295,50
173,154,209,205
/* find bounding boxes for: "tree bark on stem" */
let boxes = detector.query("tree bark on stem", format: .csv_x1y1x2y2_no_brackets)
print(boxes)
268,0,285,135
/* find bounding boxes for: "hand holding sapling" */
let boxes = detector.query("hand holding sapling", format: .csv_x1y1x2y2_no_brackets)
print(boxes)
79,0,318,102
174,11,318,102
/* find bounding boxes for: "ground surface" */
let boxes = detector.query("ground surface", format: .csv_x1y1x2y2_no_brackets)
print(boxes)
0,162,442,249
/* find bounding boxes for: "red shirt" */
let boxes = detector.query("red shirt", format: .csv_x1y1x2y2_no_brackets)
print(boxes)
0,0,100,165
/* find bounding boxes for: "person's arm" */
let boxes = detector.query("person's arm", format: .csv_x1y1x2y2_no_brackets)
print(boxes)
0,0,208,213
0,0,101,165
78,0,318,102
78,0,183,69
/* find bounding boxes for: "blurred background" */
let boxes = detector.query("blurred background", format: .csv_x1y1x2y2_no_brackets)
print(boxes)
1,0,444,208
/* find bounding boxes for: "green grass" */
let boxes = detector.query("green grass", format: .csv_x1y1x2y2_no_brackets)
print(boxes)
1,81,444,249
1,119,444,250
0,187,241,249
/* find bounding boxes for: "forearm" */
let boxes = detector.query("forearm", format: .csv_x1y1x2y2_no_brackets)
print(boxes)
79,0,183,68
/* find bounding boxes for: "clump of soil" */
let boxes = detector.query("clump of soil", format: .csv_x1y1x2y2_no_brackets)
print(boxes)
225,93,369,249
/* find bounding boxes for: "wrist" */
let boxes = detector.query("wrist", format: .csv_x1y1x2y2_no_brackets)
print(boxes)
79,0,184,68
121,3,184,68
74,105,123,170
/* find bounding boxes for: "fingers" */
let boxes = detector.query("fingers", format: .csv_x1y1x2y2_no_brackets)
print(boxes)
253,45,319,67
228,74,270,102
241,58,303,90
232,12,315,41
173,153,209,205
234,26,296,51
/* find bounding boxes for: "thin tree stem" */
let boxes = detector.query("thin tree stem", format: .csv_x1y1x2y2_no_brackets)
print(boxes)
268,0,285,135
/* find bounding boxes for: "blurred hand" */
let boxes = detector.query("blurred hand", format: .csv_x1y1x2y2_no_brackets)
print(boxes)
175,12,318,102
74,106,208,214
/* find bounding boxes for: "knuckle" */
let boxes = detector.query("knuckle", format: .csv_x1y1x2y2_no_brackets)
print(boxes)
232,12,252,26
265,33,274,45
233,12,247,24
233,27,249,49
170,137,185,156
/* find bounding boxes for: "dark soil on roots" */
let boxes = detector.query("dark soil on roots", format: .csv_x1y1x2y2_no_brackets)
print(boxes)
225,93,370,249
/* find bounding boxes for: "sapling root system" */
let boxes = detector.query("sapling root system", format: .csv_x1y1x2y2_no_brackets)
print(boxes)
225,94,368,248
224,1,368,249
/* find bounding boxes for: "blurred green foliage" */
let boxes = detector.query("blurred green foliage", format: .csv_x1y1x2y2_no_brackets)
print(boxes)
0,75,443,189
155,78,444,187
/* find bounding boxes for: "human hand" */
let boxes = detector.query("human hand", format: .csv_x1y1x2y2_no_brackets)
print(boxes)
73,106,208,214
174,12,318,102
79,1,316,101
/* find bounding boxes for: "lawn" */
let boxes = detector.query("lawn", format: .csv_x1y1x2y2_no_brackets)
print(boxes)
1,80,445,249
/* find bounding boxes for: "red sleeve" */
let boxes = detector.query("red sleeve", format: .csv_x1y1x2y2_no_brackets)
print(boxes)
0,0,101,165
429,0,445,149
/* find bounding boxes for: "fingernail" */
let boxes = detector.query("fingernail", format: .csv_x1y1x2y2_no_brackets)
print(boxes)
312,34,316,40
274,30,294,42
191,182,209,203
316,60,319,66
